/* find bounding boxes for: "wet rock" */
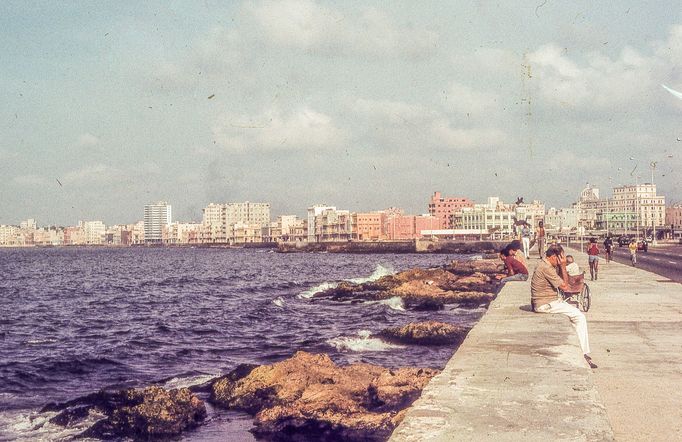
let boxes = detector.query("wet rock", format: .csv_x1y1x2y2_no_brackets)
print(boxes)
210,351,438,441
405,298,445,311
379,321,470,346
447,259,504,275
44,386,206,439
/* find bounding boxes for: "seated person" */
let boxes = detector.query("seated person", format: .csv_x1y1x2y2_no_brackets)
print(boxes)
507,240,527,268
497,246,529,283
565,255,581,276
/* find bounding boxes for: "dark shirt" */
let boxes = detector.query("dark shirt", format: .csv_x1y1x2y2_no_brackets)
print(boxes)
504,256,528,276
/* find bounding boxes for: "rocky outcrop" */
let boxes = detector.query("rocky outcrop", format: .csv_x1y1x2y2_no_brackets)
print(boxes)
315,259,502,308
42,386,206,439
379,321,470,346
447,259,504,275
210,351,438,441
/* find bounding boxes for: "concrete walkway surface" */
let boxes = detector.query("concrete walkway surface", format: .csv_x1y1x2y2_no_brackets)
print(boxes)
391,249,682,441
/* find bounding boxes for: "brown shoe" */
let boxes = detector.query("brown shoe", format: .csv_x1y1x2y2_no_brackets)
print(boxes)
584,354,598,369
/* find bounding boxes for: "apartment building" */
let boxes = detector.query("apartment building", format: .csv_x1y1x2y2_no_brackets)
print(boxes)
144,201,172,245
428,192,474,229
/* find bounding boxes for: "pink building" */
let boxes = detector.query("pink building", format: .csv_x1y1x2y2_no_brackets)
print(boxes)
428,191,474,229
385,213,437,240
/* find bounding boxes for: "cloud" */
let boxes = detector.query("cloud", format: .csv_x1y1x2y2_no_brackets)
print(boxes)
244,0,438,58
13,174,49,186
212,107,348,151
62,164,122,185
75,133,100,148
348,97,510,150
442,82,502,116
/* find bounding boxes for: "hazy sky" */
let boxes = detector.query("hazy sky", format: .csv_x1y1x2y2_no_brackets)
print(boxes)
2,1,681,226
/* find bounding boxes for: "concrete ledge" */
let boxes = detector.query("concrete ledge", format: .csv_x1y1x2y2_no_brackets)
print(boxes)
391,259,614,441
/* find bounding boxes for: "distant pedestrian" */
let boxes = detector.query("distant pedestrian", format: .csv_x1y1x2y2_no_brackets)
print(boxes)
587,238,599,280
521,224,531,259
628,240,637,266
603,236,613,263
535,221,546,258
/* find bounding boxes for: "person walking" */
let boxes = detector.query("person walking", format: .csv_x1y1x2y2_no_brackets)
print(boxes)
531,244,596,368
603,236,613,263
535,220,546,258
587,238,599,280
521,224,531,259
628,239,637,266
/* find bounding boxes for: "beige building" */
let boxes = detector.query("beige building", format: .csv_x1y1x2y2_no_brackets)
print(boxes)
202,202,271,244
611,183,665,228
81,220,106,245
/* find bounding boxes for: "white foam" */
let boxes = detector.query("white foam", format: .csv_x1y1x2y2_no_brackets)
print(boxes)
0,408,104,441
298,281,338,299
373,296,405,311
272,296,285,307
162,373,219,390
298,264,395,299
348,264,395,284
327,330,403,352
24,339,58,345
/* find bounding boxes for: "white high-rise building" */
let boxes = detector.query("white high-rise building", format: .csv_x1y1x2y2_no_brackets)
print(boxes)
144,201,172,244
80,220,106,245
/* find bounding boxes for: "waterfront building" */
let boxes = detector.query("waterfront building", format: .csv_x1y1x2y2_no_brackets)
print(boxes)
307,205,336,242
459,197,516,237
666,205,682,238
81,220,106,245
263,215,304,243
19,219,37,230
144,201,172,245
544,208,580,232
231,222,263,244
515,200,546,228
63,226,86,245
0,225,21,246
352,212,386,241
202,202,270,243
33,226,64,246
313,208,352,242
164,222,202,244
611,183,665,228
428,192,474,229
384,212,437,240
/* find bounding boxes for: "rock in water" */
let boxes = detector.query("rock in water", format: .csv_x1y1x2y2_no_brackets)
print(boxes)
379,321,470,346
44,386,207,439
210,351,438,441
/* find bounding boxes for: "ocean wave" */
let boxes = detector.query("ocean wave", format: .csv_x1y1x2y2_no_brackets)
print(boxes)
162,373,219,390
327,330,402,352
298,264,395,299
24,339,58,346
272,297,285,307
347,264,394,284
373,296,405,311
0,408,104,442
298,281,338,299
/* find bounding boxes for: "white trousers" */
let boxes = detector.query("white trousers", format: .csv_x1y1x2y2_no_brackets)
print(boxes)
522,237,530,258
536,299,591,355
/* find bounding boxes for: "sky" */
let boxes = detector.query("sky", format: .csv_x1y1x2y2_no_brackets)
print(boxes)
1,0,681,226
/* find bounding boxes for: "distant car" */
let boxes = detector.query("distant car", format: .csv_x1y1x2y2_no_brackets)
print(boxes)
617,235,632,247
637,239,648,252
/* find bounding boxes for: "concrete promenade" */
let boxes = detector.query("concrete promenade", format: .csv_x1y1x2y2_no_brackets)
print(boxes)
391,249,682,441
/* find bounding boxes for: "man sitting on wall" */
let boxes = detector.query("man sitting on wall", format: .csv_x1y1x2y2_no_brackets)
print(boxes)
531,244,597,369
497,246,529,284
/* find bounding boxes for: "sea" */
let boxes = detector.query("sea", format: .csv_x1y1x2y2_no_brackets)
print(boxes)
0,247,486,441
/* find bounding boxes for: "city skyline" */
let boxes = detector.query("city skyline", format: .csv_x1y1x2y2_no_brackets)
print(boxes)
2,1,682,226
